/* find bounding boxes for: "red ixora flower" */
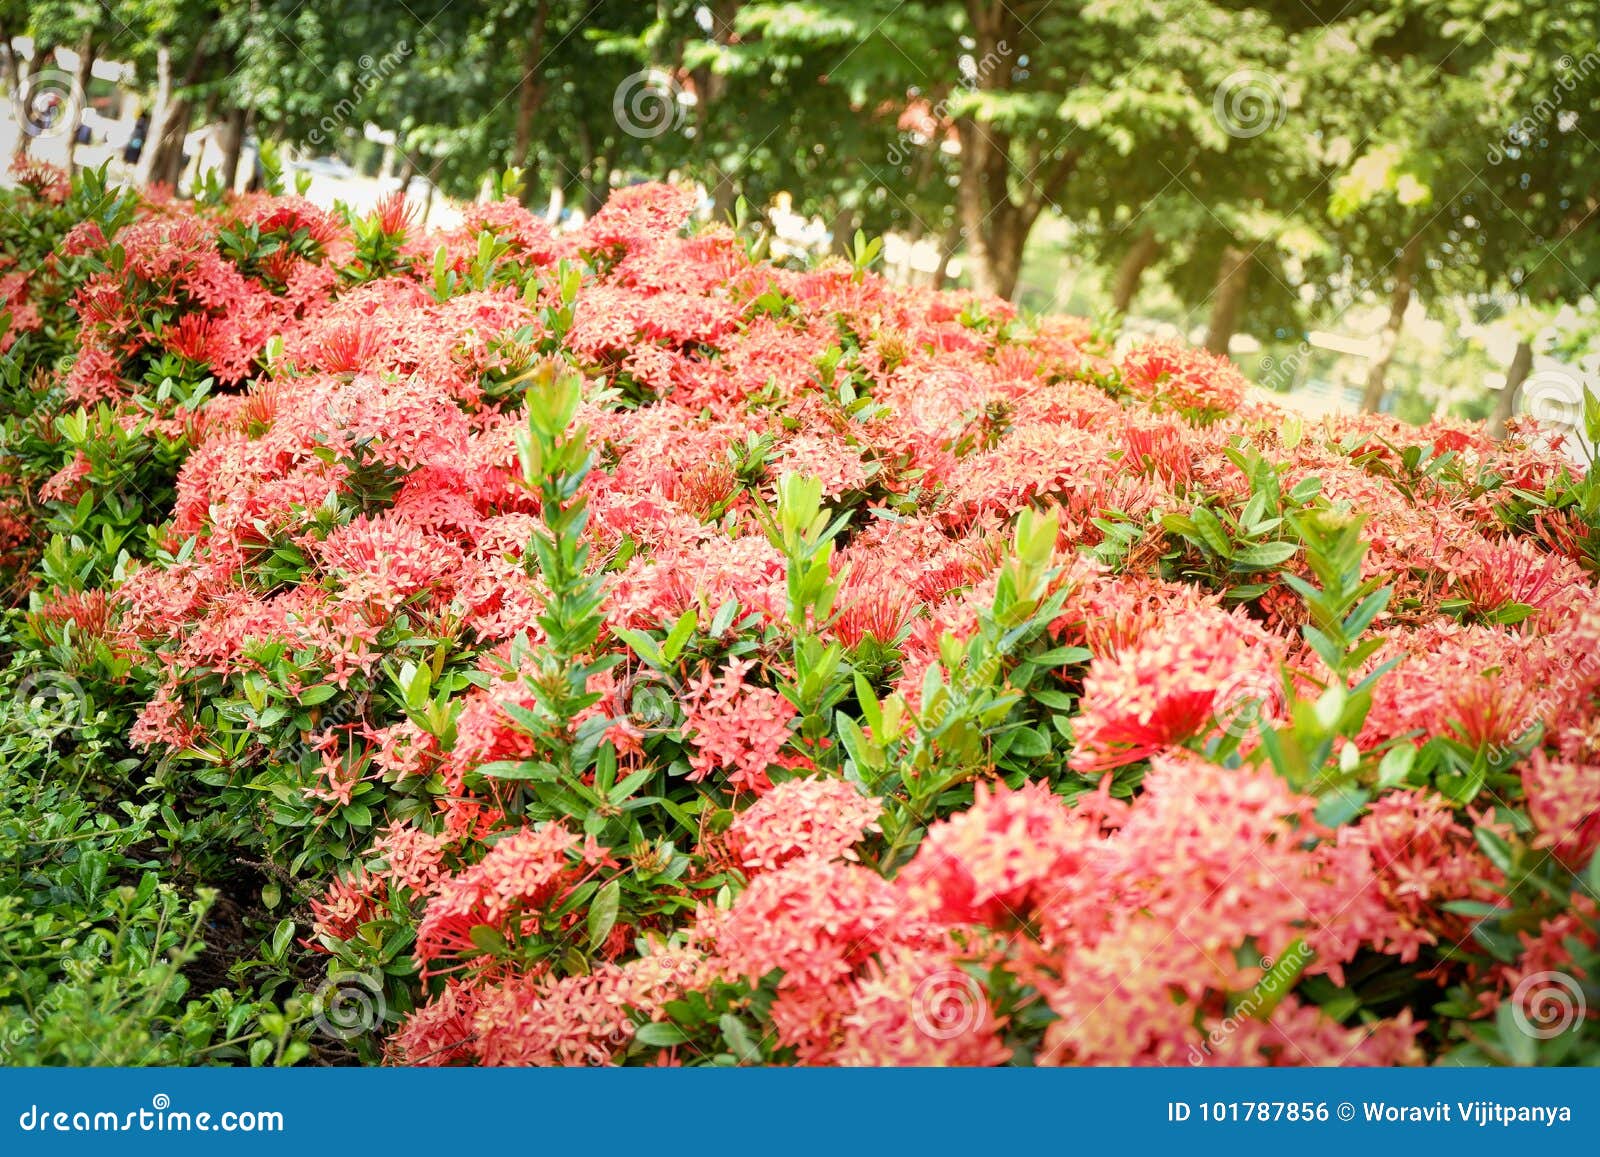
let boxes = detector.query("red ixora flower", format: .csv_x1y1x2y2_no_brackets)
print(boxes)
726,776,883,873
415,824,611,975
1119,340,1247,417
1070,606,1284,771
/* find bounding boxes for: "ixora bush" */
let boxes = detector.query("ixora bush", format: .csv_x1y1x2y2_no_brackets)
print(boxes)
2,157,1599,1068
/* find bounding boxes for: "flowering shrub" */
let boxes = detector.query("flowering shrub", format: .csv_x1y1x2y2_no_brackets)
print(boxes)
2,159,1599,1067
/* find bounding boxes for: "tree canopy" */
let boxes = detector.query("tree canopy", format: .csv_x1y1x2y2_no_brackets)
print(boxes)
6,0,1597,414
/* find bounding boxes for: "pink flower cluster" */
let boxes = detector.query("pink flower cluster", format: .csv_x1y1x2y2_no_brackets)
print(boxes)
10,161,1597,1067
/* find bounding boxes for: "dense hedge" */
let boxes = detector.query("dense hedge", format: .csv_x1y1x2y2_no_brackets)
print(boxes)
2,158,1597,1066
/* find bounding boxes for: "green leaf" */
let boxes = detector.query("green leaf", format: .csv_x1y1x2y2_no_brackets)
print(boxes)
662,610,697,663
1473,826,1515,875
1440,900,1506,917
1439,754,1488,805
835,713,877,773
298,683,338,706
719,1015,762,1063
1302,625,1343,670
1288,477,1323,504
469,925,508,953
588,879,621,950
1232,540,1299,570
1489,602,1538,627
478,759,559,781
1497,1002,1537,1066
1343,588,1392,637
1007,727,1051,758
633,795,702,837
614,627,666,668
403,662,432,710
1247,937,1311,1020
1189,507,1233,558
711,599,739,636
1028,688,1075,711
271,919,295,958
633,1021,691,1047
610,767,655,802
1031,645,1093,667
1376,744,1415,789
1314,786,1369,828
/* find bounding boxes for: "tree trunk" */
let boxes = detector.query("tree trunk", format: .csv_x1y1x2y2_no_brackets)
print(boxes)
955,116,1015,298
218,104,249,191
147,34,212,191
575,117,592,208
1360,233,1423,412
395,145,417,192
0,21,13,93
1491,339,1534,437
586,154,610,217
691,0,740,219
697,0,738,106
933,217,962,289
956,0,1014,298
708,172,737,220
952,1,1067,301
149,100,192,188
510,0,551,204
892,148,935,283
1110,228,1160,315
574,117,609,217
64,33,97,175
12,41,54,160
134,42,174,185
955,135,1029,300
1204,245,1252,355
830,207,859,258
421,154,446,222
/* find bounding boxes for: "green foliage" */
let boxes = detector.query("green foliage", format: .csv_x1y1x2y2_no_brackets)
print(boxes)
1256,510,1395,810
0,647,311,1065
1493,386,1600,576
839,508,1091,868
1161,443,1323,601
